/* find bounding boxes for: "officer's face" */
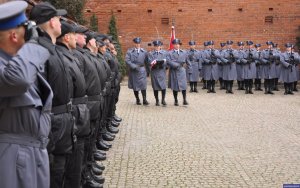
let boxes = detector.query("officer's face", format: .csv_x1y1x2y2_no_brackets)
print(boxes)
190,45,196,50
267,45,272,49
286,47,292,52
50,16,62,38
99,45,106,53
68,32,77,49
10,26,26,52
154,46,160,51
174,43,180,50
134,43,141,49
227,45,232,49
75,33,86,47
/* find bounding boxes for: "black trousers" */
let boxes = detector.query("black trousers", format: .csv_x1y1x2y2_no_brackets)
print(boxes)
64,138,85,188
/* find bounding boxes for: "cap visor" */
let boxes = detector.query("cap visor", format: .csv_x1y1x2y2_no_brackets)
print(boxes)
56,9,67,16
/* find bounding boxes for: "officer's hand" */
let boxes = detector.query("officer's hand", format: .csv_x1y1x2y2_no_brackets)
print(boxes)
24,21,39,42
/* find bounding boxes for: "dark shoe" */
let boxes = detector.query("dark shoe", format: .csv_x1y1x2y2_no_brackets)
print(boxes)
111,120,120,127
288,91,294,95
155,99,160,106
96,141,109,151
136,100,141,105
107,124,119,134
293,88,298,92
92,173,105,184
113,115,122,122
93,162,105,171
143,99,149,105
194,88,198,93
245,90,249,94
161,100,167,106
98,140,112,148
207,90,211,93
189,89,193,93
258,88,263,91
91,165,103,175
102,133,114,141
183,100,188,105
211,89,216,93
83,178,103,188
174,100,179,106
94,148,106,155
268,91,274,95
94,152,107,161
249,90,253,94
229,90,234,94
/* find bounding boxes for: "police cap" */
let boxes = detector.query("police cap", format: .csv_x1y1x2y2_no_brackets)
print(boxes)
153,40,162,46
85,31,96,43
0,1,28,31
133,37,141,44
285,43,293,48
246,41,254,46
266,41,273,45
220,43,226,47
226,40,234,45
172,38,181,45
237,41,244,46
58,21,76,38
30,2,67,25
74,25,89,34
255,44,261,48
189,41,196,46
208,40,214,46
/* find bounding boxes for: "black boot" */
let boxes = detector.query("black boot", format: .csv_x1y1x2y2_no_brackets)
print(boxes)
249,79,254,94
254,79,259,91
241,80,245,90
134,91,141,105
194,82,198,93
173,90,179,106
264,79,268,94
229,81,234,94
258,79,263,91
293,81,298,92
268,80,274,94
211,80,216,93
154,90,159,106
237,81,241,90
141,90,149,105
274,78,279,91
219,78,224,90
207,80,211,93
284,83,288,95
225,80,229,93
182,90,188,105
202,79,207,89
161,89,167,106
189,82,193,92
245,80,249,94
288,83,294,95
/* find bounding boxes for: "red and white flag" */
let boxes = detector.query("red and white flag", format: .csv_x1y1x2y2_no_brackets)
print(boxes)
168,25,175,50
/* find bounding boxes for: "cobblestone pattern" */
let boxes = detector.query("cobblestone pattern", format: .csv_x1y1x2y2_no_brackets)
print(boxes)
102,82,300,188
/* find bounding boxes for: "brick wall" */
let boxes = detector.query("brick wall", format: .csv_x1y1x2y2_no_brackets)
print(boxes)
84,0,300,52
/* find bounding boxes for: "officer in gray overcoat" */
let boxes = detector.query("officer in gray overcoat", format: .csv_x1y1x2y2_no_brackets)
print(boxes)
223,40,238,94
261,41,278,94
125,37,149,105
202,41,227,93
273,43,282,91
147,40,168,106
186,41,201,92
200,42,209,89
166,38,191,106
279,43,300,95
242,41,258,94
236,41,246,90
0,2,53,188
254,44,264,91
218,42,227,90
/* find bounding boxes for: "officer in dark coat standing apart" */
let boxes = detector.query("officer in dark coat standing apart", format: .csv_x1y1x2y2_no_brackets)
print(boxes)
223,40,238,94
0,2,52,188
148,40,168,106
261,41,277,94
186,41,201,93
72,26,105,188
242,41,257,94
280,43,300,95
167,38,191,106
56,21,90,188
254,44,263,91
125,37,149,105
29,3,75,187
236,41,246,90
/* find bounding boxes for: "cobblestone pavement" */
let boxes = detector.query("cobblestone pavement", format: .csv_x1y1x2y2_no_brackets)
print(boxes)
103,81,300,188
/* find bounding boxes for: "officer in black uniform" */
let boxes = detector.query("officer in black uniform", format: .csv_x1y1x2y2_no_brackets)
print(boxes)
56,21,90,188
73,27,106,187
29,3,75,188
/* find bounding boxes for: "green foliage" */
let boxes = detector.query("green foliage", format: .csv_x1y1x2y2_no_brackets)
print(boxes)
89,14,98,32
46,0,86,24
108,13,126,76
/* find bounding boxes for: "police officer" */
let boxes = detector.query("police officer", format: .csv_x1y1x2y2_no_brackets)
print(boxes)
261,41,277,94
273,43,282,91
72,25,105,188
218,42,227,90
29,3,75,187
242,41,257,94
0,2,52,188
167,38,191,105
223,40,238,94
56,21,90,188
279,43,300,95
254,44,263,91
200,41,209,89
186,41,201,93
148,40,168,106
125,37,149,105
236,41,246,90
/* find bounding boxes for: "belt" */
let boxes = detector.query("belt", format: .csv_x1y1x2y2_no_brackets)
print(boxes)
52,101,73,115
88,94,102,101
0,133,49,149
72,95,88,105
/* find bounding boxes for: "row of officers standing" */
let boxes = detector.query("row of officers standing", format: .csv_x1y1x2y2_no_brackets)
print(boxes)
0,1,122,188
126,37,300,106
